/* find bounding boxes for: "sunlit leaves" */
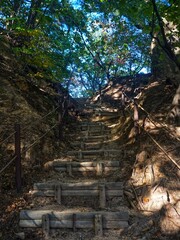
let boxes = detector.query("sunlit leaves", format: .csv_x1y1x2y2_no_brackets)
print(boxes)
0,0,179,96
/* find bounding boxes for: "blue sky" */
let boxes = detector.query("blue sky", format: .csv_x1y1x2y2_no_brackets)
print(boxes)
69,0,82,9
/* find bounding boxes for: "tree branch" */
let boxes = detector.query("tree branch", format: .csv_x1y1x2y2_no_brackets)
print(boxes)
151,0,180,70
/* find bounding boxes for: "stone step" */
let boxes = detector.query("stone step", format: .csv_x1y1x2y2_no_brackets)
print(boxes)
30,181,124,208
19,210,129,236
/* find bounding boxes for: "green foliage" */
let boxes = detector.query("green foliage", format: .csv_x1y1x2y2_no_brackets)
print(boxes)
0,0,179,96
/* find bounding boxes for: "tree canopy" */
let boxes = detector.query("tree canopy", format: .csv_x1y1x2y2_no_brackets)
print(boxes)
0,0,179,96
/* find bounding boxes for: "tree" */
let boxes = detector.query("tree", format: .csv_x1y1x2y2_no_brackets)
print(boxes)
150,0,180,77
0,0,84,83
87,0,179,81
0,0,179,97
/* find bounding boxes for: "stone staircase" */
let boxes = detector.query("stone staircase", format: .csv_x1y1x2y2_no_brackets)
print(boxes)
19,102,130,239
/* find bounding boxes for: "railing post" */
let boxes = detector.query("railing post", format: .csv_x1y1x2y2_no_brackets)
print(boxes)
58,96,63,140
63,94,69,120
121,91,126,117
14,123,22,193
133,99,139,138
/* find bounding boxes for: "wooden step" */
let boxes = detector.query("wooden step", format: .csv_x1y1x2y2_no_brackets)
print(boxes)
79,122,107,128
80,129,111,137
74,122,105,129
52,160,121,176
80,121,103,124
19,210,129,236
94,111,119,117
99,107,119,112
93,114,121,121
79,121,104,126
84,103,100,108
31,181,124,208
79,125,108,132
53,160,121,167
71,141,103,150
76,135,109,142
67,149,123,159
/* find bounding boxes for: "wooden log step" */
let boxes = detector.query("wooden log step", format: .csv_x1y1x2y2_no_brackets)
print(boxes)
33,181,123,191
54,166,118,173
78,124,108,132
79,127,108,132
19,210,129,230
80,122,104,126
77,135,109,142
20,219,128,229
52,161,120,176
94,109,119,112
99,108,119,112
96,106,119,112
67,150,123,159
79,122,104,126
20,210,129,221
94,111,119,117
52,160,120,168
84,104,100,108
71,142,103,150
68,149,123,155
31,182,123,207
31,189,123,197
80,130,111,137
93,114,121,121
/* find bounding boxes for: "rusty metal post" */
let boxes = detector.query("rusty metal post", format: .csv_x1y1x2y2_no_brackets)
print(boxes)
121,91,125,107
58,95,64,140
121,91,126,117
63,94,69,121
14,123,22,193
133,99,139,137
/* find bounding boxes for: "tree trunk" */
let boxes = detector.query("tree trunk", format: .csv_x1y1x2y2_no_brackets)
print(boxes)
26,0,43,29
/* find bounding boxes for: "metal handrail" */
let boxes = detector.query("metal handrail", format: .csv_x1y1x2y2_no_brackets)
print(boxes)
122,89,180,141
21,106,59,132
122,90,180,170
0,96,70,180
0,131,16,145
0,156,16,174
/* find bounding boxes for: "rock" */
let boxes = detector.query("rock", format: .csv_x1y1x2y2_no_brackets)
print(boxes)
141,185,177,211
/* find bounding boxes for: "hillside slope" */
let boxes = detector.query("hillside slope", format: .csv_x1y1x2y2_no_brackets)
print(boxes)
92,76,180,238
0,35,78,239
0,35,180,239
